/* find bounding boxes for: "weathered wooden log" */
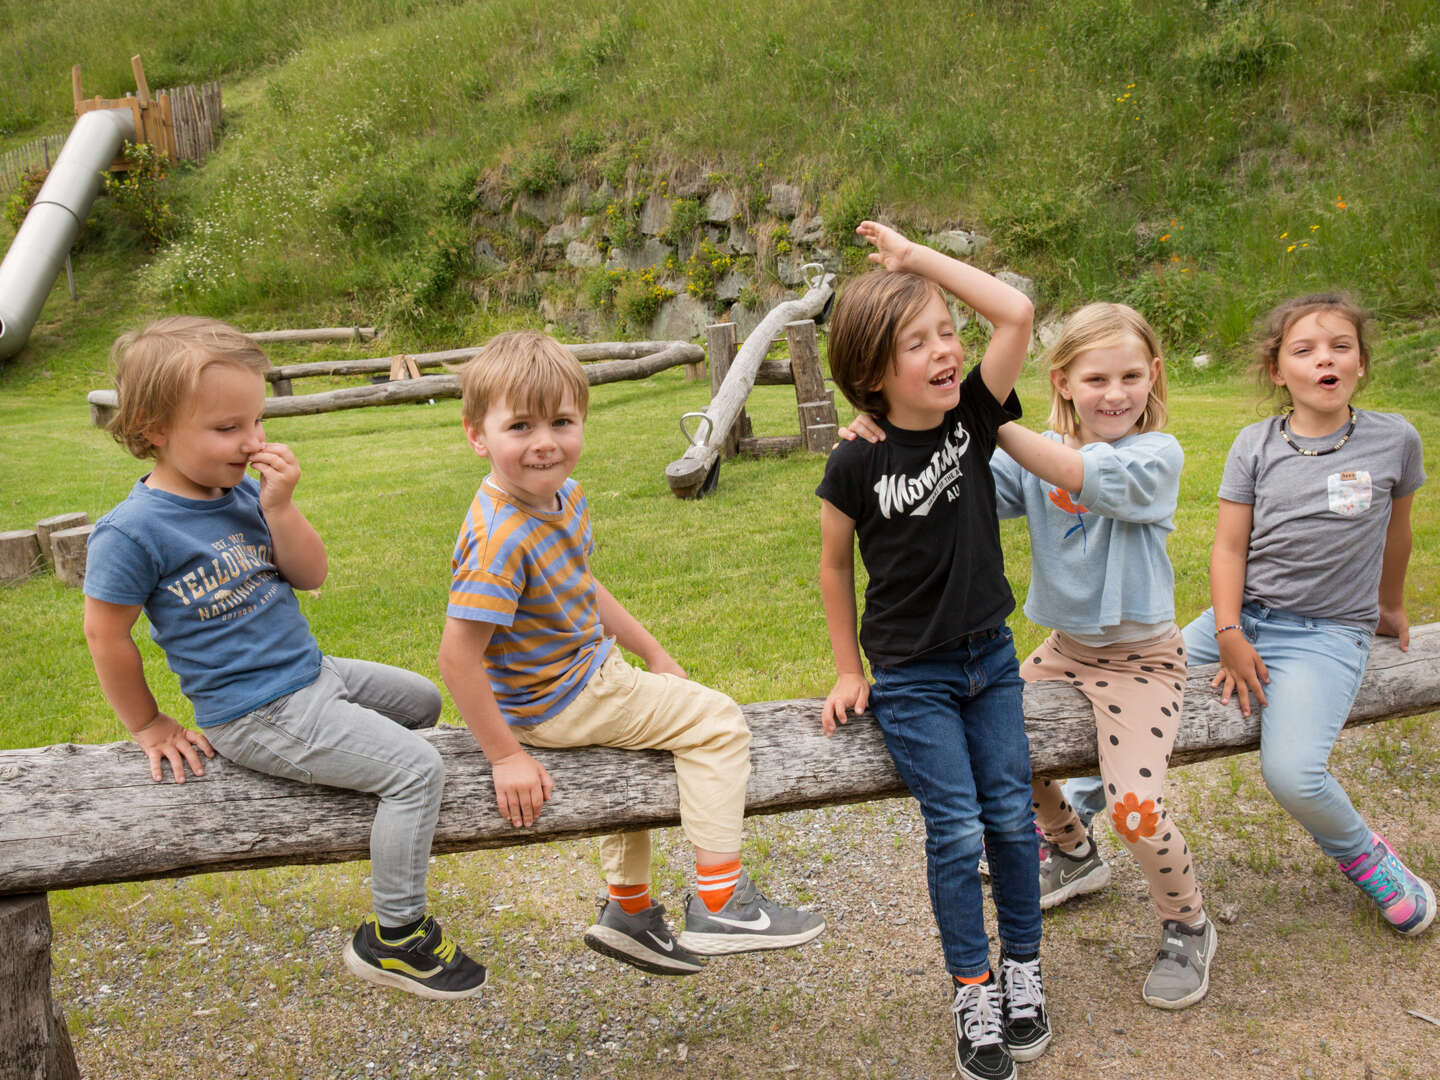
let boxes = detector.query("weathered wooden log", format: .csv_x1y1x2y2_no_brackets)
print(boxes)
0,896,79,1080
666,274,836,498
738,434,804,457
707,323,743,459
3,626,1437,898
245,327,377,344
87,344,706,423
0,530,41,583
263,341,690,383
48,525,92,588
33,513,88,566
786,320,838,453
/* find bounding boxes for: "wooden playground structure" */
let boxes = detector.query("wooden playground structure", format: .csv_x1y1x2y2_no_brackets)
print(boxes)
72,56,221,168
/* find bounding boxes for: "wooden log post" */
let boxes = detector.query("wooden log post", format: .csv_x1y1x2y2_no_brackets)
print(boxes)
0,895,79,1080
666,274,837,498
0,530,42,583
785,319,838,453
49,525,92,588
34,514,88,567
246,327,379,345
705,323,743,460
88,391,116,428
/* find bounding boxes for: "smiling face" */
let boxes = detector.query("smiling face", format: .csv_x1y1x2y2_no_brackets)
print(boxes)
144,362,268,499
875,290,964,429
1052,336,1160,445
465,391,585,511
1271,309,1366,435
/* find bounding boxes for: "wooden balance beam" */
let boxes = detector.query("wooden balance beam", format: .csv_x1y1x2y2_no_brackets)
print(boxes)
3,626,1439,1077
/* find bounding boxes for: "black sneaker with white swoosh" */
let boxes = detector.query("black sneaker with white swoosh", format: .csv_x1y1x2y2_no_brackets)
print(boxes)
583,898,704,975
676,870,826,954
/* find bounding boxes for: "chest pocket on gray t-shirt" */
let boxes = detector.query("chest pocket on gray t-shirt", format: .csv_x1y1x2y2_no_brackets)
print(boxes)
1327,469,1372,517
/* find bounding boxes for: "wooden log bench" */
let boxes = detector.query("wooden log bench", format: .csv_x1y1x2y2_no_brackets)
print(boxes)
87,341,705,425
4,626,1439,1077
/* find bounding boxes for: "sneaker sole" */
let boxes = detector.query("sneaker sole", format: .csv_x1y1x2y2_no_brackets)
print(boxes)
341,941,487,1000
583,926,703,975
1141,926,1216,1010
1395,876,1437,936
1007,1027,1051,1062
1040,861,1112,910
676,920,826,955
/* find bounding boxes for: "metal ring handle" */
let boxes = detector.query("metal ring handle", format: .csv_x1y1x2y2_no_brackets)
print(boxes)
679,411,714,448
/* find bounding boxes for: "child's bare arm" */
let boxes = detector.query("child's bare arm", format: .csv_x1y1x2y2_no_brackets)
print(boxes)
818,500,868,735
856,220,1033,405
1376,492,1414,650
995,423,1084,494
250,441,328,590
82,595,215,782
438,616,554,827
594,579,685,678
1209,499,1269,716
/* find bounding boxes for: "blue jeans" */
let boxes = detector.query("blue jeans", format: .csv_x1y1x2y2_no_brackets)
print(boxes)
206,656,445,924
1063,775,1107,827
869,627,1042,978
1183,605,1373,860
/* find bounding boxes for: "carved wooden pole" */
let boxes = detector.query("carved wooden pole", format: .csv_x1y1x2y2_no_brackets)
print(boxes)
0,895,80,1080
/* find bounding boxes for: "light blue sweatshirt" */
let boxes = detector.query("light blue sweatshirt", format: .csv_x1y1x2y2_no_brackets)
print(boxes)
991,430,1182,638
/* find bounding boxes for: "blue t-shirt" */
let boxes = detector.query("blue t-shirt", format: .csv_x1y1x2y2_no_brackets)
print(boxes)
84,477,323,726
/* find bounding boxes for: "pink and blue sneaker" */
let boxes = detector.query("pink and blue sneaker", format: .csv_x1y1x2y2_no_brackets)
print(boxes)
1338,833,1435,936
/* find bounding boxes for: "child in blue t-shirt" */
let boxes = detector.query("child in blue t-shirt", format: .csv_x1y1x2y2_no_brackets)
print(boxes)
817,221,1048,1080
82,316,486,1000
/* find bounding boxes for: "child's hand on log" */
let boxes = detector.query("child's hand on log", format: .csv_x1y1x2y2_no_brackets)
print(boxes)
133,711,215,783
492,749,554,827
821,673,870,736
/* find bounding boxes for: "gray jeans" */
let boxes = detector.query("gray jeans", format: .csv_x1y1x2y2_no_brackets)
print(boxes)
206,656,444,924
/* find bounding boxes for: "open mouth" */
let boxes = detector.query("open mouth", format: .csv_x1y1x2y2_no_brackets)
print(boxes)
1318,374,1341,388
929,370,956,389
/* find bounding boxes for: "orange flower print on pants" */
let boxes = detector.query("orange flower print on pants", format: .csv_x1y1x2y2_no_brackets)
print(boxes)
1112,792,1160,843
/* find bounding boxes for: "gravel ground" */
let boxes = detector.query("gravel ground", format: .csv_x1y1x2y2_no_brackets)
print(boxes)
50,716,1440,1079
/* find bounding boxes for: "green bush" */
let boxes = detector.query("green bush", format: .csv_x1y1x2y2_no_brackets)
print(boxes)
1183,7,1286,88
4,165,46,232
102,141,175,249
684,239,733,300
614,267,673,331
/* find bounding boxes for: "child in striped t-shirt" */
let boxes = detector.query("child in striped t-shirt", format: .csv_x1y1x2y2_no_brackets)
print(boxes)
437,331,824,976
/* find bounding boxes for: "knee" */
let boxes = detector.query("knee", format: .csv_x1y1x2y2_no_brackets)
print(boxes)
1260,754,1325,809
412,680,443,730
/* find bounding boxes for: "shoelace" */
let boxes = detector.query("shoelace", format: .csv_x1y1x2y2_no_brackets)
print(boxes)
1001,957,1044,1019
1347,849,1404,905
952,982,1004,1047
431,931,458,964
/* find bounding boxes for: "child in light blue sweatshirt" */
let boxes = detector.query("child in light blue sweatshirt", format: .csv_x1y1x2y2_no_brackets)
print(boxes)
990,303,1214,1011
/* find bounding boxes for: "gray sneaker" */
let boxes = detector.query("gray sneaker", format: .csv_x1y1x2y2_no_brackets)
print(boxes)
583,899,704,976
676,870,825,955
1038,832,1111,910
1142,917,1216,1009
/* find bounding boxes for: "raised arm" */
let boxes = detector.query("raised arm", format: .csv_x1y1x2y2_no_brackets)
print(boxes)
83,595,214,782
856,220,1033,406
1376,492,1414,650
250,441,328,590
818,499,868,735
995,423,1084,495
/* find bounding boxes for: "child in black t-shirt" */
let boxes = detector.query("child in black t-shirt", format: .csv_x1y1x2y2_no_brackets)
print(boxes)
817,221,1047,1080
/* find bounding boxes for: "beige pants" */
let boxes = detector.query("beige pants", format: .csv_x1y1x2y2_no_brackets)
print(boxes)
516,650,750,885
1025,627,1205,924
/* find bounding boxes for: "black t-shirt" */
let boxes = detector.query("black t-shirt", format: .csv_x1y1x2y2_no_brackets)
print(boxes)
816,365,1021,667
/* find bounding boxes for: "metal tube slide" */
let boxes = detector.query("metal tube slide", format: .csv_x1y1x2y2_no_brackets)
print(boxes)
0,107,136,360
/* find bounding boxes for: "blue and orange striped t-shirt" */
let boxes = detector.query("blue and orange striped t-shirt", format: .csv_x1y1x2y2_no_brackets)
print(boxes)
447,476,612,725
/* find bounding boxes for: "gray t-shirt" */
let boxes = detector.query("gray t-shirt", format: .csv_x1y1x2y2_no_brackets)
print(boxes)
1219,409,1425,629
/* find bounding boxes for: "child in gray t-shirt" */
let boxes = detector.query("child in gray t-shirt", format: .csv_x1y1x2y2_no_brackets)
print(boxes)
1182,293,1432,938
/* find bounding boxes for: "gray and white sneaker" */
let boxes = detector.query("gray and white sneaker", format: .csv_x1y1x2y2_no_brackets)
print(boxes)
1141,917,1216,1009
1038,831,1111,910
583,899,704,976
676,870,825,955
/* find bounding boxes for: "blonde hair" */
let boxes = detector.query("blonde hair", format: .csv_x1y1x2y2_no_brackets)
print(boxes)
108,316,270,459
460,331,589,429
827,271,946,416
1252,292,1371,413
1045,302,1168,437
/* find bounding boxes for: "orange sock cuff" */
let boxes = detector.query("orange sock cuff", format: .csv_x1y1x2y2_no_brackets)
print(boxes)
955,971,991,986
609,883,651,914
696,859,742,913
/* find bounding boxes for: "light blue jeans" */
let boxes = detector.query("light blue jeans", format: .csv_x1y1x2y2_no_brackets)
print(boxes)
1182,605,1374,860
206,656,445,924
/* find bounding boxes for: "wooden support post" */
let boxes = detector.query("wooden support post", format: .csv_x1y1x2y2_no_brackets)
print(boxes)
71,66,83,111
0,895,80,1080
50,525,93,588
0,530,42,583
785,320,839,452
34,514,88,567
706,323,742,459
271,377,294,397
88,392,117,428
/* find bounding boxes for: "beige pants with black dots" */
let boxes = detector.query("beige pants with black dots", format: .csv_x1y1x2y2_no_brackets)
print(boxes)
1024,626,1205,925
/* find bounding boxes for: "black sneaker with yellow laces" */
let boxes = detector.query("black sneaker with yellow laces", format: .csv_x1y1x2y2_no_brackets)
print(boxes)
342,914,487,999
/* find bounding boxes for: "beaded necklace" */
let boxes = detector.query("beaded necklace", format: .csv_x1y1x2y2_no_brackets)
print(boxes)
1279,406,1356,456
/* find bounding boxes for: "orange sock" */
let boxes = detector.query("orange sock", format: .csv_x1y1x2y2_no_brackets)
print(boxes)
609,883,650,914
956,971,991,986
696,859,742,912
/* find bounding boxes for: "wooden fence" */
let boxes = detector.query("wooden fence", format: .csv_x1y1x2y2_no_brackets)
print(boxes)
0,134,65,195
